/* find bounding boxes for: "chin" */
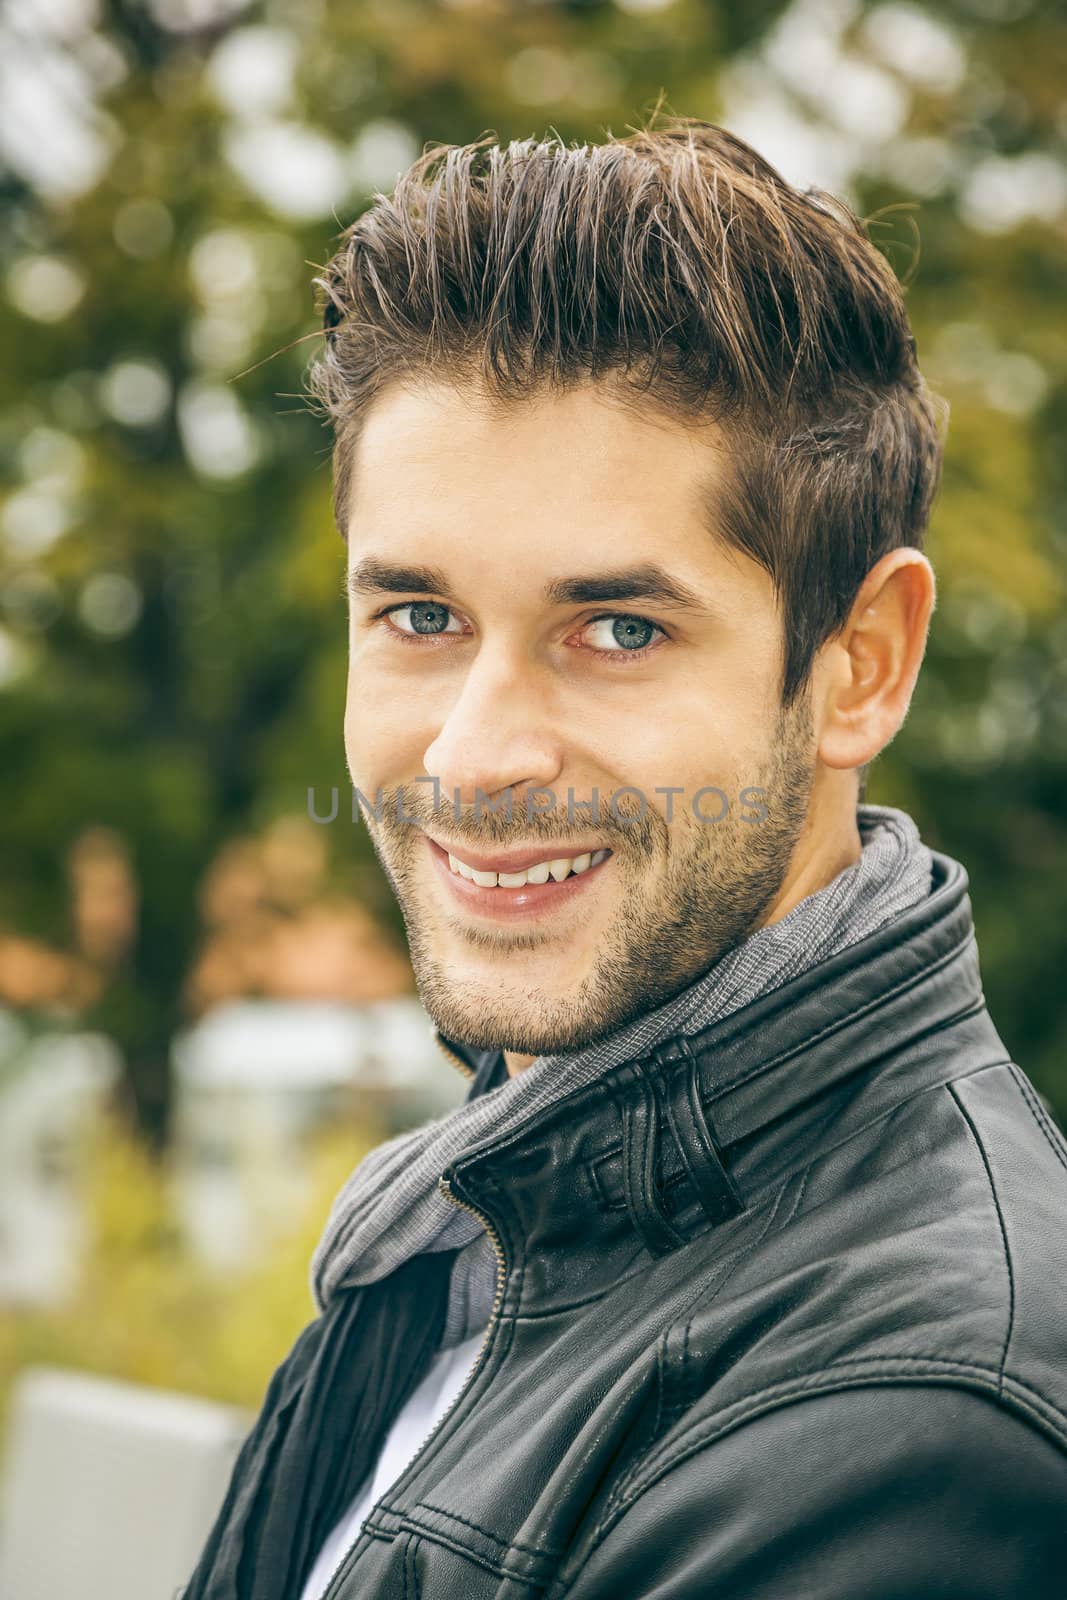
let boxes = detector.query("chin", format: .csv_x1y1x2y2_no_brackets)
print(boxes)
428,989,622,1060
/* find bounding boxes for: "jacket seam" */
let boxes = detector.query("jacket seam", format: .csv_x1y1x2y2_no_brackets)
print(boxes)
599,1169,805,1527
396,1508,546,1585
799,1056,1010,1165
651,1326,668,1445
1009,1064,1067,1177
787,1157,812,1222
572,1362,1067,1580
401,1529,420,1600
415,1503,557,1561
738,1056,1012,1228
665,1168,800,1426
633,1353,1067,1490
948,1080,1015,1391
718,988,990,1135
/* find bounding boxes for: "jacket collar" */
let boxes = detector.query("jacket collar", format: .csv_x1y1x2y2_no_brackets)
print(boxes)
432,848,1010,1283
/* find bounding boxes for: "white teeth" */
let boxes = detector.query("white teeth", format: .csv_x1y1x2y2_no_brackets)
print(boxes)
444,847,612,886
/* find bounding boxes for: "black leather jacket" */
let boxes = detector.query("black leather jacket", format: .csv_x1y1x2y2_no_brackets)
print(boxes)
317,848,1067,1598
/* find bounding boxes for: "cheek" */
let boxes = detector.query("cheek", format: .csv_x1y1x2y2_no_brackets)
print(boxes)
612,703,732,795
343,671,381,783
344,670,434,785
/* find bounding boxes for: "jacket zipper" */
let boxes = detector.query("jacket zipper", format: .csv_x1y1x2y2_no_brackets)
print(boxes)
316,1173,507,1600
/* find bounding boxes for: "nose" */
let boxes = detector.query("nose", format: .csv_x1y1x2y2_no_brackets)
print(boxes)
422,646,564,812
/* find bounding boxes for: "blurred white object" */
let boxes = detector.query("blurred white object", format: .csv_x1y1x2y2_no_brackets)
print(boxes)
0,1365,250,1600
0,1019,122,1307
170,997,465,1269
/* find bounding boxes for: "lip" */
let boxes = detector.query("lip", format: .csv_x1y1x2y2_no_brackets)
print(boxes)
424,834,612,875
425,835,613,919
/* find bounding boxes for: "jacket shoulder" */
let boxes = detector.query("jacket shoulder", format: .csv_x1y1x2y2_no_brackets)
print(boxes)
672,1061,1067,1448
555,1381,1067,1600
558,1067,1067,1598
946,1061,1067,1427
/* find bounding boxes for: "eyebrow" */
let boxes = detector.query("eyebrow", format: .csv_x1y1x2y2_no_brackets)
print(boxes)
542,565,705,610
346,558,706,612
347,559,455,600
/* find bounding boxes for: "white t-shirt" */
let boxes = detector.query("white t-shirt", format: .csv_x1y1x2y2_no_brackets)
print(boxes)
298,1326,487,1600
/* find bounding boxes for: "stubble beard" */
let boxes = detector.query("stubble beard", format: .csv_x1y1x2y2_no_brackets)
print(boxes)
366,690,817,1058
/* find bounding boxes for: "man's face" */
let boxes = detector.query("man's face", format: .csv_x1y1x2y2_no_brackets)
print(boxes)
343,379,822,1058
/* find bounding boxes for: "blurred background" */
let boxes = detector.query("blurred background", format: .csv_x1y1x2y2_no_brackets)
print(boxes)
0,0,1065,1593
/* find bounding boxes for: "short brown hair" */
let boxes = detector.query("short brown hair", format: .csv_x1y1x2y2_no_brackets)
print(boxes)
308,114,945,745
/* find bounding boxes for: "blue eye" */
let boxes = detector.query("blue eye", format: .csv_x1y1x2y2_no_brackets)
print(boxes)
408,602,450,634
613,616,656,650
385,602,465,637
583,614,666,655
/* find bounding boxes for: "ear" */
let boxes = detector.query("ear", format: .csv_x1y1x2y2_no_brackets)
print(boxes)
817,550,937,772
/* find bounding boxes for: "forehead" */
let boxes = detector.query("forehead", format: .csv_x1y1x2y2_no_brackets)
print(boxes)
345,379,764,606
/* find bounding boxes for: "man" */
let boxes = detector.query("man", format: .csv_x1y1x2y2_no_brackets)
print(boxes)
184,119,1067,1600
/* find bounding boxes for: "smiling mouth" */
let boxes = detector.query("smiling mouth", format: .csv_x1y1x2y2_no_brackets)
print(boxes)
444,846,611,888
424,835,614,914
